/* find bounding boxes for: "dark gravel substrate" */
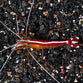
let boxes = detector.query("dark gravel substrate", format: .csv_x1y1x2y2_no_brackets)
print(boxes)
0,0,83,83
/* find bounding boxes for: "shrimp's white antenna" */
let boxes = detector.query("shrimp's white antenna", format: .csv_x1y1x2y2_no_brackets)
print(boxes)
16,15,20,35
0,20,22,40
26,0,35,35
0,44,16,53
0,48,15,72
0,44,18,72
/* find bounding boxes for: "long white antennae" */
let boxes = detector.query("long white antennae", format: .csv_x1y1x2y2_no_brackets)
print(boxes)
0,48,15,72
0,20,22,40
0,44,16,53
27,49,60,83
26,0,35,35
16,15,20,34
0,44,18,72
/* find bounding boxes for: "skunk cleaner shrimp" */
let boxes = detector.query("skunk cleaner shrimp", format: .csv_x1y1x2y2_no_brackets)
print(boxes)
0,0,83,83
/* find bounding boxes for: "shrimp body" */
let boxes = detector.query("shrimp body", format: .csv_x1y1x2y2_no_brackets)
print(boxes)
16,37,79,50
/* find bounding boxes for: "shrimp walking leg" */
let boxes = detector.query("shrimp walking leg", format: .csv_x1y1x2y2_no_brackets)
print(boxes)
20,49,39,70
26,54,32,69
18,32,35,39
47,26,67,39
38,49,54,69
